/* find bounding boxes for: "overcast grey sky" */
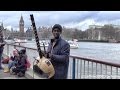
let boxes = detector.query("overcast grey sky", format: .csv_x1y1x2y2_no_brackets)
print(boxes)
1,11,120,31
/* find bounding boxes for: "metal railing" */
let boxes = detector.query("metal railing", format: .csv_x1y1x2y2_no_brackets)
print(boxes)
3,43,120,79
68,56,120,79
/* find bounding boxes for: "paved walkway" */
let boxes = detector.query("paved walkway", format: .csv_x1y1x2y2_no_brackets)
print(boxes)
0,70,26,79
0,64,45,79
1,54,46,79
0,64,26,79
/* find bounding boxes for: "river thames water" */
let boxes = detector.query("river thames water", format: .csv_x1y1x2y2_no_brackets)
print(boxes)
9,41,120,63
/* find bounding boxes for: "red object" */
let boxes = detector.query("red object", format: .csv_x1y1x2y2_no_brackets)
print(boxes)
2,56,10,64
26,59,31,68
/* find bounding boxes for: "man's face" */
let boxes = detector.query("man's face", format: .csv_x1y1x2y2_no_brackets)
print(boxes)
13,50,19,56
52,28,61,39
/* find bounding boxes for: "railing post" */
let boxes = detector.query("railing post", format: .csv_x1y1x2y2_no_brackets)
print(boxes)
72,58,76,79
7,44,9,55
14,45,16,49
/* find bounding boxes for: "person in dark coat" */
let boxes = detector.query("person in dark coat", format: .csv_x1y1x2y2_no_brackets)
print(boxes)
0,28,6,69
46,24,70,79
12,49,27,77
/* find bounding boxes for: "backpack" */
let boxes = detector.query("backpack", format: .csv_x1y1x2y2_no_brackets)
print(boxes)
25,59,31,68
2,56,10,64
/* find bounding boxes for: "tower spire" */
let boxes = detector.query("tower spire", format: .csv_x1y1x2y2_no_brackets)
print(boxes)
20,14,24,22
19,14,24,39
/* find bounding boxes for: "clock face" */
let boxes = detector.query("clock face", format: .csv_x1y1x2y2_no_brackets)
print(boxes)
20,22,24,25
21,22,24,24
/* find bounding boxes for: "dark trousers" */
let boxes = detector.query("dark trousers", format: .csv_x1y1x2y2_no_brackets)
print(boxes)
0,47,3,68
12,67,26,74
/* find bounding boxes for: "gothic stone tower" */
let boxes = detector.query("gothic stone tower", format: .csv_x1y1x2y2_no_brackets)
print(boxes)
19,15,24,39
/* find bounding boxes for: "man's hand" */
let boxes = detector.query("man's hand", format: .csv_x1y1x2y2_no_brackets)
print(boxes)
41,51,46,57
48,53,52,58
47,53,53,58
40,51,53,58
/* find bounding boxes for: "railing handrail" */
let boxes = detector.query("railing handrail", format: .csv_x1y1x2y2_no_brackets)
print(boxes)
70,55,120,68
7,43,37,50
6,43,120,68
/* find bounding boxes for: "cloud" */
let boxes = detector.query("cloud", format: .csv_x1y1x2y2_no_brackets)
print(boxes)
1,11,120,31
93,11,120,22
